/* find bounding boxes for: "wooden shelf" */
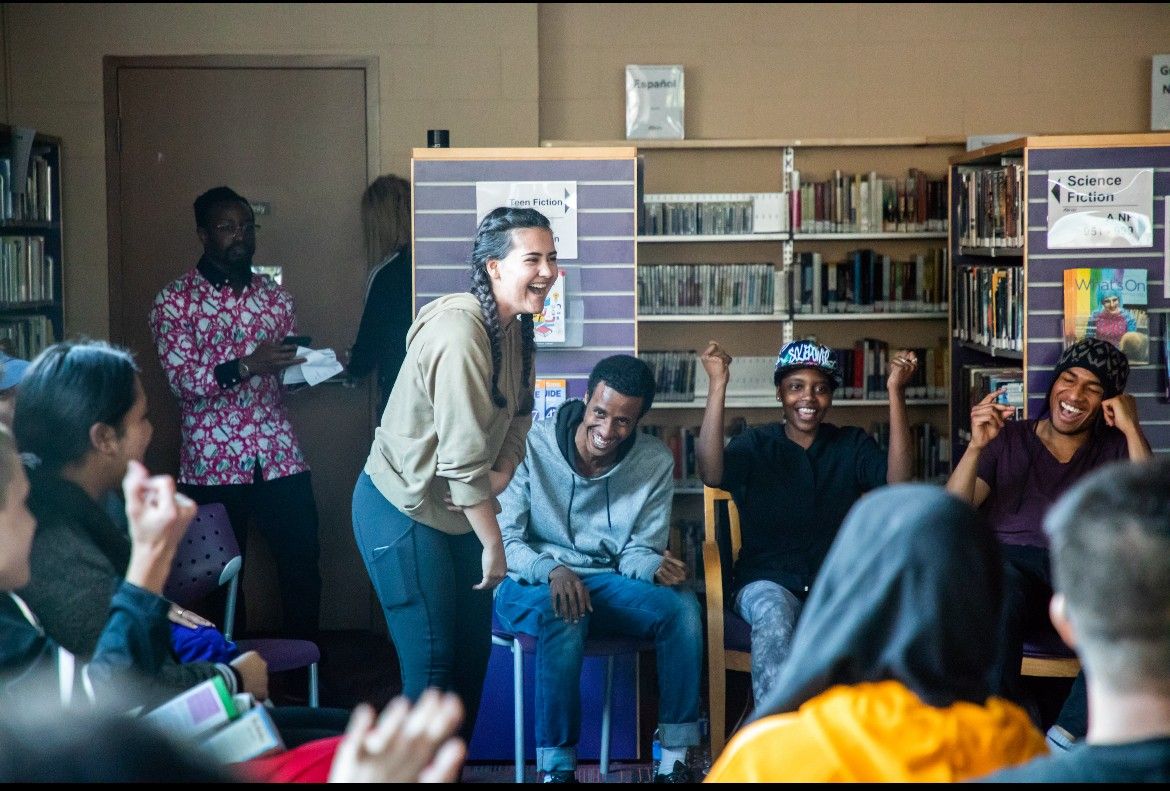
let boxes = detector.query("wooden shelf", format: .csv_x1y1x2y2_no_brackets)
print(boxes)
543,136,966,150
794,231,947,241
639,233,787,243
956,245,1024,258
793,312,946,321
639,313,784,322
957,341,1023,360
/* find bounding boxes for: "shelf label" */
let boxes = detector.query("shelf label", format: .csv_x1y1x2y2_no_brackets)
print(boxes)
475,180,578,259
1046,168,1153,249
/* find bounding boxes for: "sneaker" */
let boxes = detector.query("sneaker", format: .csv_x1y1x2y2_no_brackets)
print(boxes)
654,760,696,783
542,770,578,783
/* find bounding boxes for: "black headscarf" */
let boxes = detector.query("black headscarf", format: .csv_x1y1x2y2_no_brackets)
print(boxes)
750,483,1002,721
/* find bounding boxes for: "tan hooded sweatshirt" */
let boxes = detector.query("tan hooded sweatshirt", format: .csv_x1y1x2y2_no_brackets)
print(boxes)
364,293,531,534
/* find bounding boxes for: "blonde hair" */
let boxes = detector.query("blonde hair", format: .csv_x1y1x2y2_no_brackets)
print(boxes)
361,174,411,267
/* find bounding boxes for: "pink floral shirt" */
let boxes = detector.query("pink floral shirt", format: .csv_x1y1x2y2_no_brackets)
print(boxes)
149,264,309,485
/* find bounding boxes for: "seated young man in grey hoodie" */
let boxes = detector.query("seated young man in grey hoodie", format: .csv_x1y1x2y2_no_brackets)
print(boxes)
495,354,702,784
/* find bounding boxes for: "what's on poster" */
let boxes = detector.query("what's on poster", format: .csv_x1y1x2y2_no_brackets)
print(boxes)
1063,267,1149,364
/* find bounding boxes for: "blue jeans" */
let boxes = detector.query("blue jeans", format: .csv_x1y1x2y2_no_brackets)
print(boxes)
494,573,702,773
352,472,492,742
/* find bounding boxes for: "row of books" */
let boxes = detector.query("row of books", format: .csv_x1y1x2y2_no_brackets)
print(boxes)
826,337,948,401
790,168,947,234
641,192,788,236
955,161,1024,249
640,423,700,486
0,314,53,360
872,421,951,481
0,153,54,223
955,365,1024,444
0,236,53,304
952,265,1025,351
637,263,776,315
791,248,947,314
641,350,698,402
531,378,567,421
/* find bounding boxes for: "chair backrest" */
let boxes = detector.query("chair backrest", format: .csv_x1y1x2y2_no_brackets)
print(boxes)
163,502,242,610
703,486,742,562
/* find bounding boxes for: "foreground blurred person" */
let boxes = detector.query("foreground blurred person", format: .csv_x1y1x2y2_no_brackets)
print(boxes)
705,484,1047,782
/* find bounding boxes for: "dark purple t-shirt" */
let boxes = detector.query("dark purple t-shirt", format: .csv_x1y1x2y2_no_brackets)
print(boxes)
976,419,1130,547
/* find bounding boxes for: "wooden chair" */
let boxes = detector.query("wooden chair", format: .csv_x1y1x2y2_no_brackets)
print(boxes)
1021,627,1081,678
702,486,753,758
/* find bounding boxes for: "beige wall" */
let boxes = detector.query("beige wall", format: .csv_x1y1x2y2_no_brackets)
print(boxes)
1,3,540,338
4,3,1170,337
539,3,1170,141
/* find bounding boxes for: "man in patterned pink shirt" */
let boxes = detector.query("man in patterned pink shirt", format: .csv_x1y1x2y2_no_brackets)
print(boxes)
149,186,321,641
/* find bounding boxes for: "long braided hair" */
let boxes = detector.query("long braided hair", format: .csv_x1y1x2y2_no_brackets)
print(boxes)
468,206,550,415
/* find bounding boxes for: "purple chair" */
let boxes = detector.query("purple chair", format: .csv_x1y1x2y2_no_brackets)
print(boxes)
491,608,653,782
164,502,321,706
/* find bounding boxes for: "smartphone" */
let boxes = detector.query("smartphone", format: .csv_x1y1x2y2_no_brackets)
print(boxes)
283,335,311,347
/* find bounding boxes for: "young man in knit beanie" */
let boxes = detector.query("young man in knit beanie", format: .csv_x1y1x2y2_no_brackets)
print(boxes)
947,337,1151,736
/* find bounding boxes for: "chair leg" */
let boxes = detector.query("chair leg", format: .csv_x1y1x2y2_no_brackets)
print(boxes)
600,655,614,778
513,639,525,784
709,654,727,758
308,662,319,708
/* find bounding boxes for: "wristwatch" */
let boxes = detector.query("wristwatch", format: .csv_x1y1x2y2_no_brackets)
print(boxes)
238,359,251,380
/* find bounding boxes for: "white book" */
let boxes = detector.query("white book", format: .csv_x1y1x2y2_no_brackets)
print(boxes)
626,65,684,140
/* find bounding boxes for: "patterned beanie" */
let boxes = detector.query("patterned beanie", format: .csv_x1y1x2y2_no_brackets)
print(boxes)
774,339,841,389
1053,337,1128,399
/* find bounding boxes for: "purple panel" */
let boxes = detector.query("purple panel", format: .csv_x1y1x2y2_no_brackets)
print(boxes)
415,212,477,238
416,240,471,265
534,349,625,374
415,268,469,295
580,183,637,209
1025,315,1063,338
1029,147,1170,173
583,296,638,320
579,212,636,236
1025,285,1063,311
415,184,475,210
566,379,588,400
415,159,635,182
577,239,636,262
578,323,637,346
568,267,634,291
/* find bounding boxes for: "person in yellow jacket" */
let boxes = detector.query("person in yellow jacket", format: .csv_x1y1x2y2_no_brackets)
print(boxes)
705,484,1047,783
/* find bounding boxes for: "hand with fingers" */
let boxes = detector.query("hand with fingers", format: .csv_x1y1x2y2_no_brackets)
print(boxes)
472,539,507,591
969,388,1016,450
1101,392,1139,434
886,349,919,393
242,341,306,377
122,460,199,595
548,565,592,624
167,603,215,629
328,688,466,783
653,549,688,587
700,340,733,386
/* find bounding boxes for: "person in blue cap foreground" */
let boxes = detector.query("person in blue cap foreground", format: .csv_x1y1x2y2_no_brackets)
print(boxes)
0,352,30,428
696,338,917,707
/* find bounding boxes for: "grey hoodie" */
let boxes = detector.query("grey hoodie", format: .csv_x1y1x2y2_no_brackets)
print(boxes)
499,399,675,584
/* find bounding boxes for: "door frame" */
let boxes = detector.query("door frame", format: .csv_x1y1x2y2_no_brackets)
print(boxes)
102,54,381,341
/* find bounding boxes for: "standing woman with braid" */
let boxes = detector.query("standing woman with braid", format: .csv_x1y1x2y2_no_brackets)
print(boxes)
352,207,557,739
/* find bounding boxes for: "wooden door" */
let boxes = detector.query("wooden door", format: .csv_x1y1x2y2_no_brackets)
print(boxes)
106,57,379,630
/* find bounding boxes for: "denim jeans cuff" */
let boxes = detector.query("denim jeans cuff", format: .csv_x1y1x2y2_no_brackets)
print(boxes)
658,722,700,749
536,746,577,773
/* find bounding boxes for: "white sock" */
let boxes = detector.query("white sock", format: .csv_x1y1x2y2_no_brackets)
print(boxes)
657,745,687,774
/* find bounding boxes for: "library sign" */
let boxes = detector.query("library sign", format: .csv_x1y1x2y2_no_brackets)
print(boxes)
1047,168,1153,249
475,181,578,259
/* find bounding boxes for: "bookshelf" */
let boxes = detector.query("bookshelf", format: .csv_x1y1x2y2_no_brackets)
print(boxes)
0,126,63,361
947,133,1170,466
550,137,966,487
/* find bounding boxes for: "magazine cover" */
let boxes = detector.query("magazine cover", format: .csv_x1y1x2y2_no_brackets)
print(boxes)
534,268,566,344
1062,267,1149,364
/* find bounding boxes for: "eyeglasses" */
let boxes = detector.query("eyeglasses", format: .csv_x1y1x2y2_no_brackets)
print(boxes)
211,222,260,237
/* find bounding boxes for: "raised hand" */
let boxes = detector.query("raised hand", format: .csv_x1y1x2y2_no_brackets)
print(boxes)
328,689,466,783
886,349,918,393
969,388,1016,450
700,340,733,387
1101,392,1139,434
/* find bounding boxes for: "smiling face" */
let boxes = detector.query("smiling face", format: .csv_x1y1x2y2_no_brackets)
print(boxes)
487,227,558,326
1048,366,1105,436
574,383,644,473
777,368,833,441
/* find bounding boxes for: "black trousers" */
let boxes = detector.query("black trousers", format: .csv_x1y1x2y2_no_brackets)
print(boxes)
992,543,1055,705
180,469,322,641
